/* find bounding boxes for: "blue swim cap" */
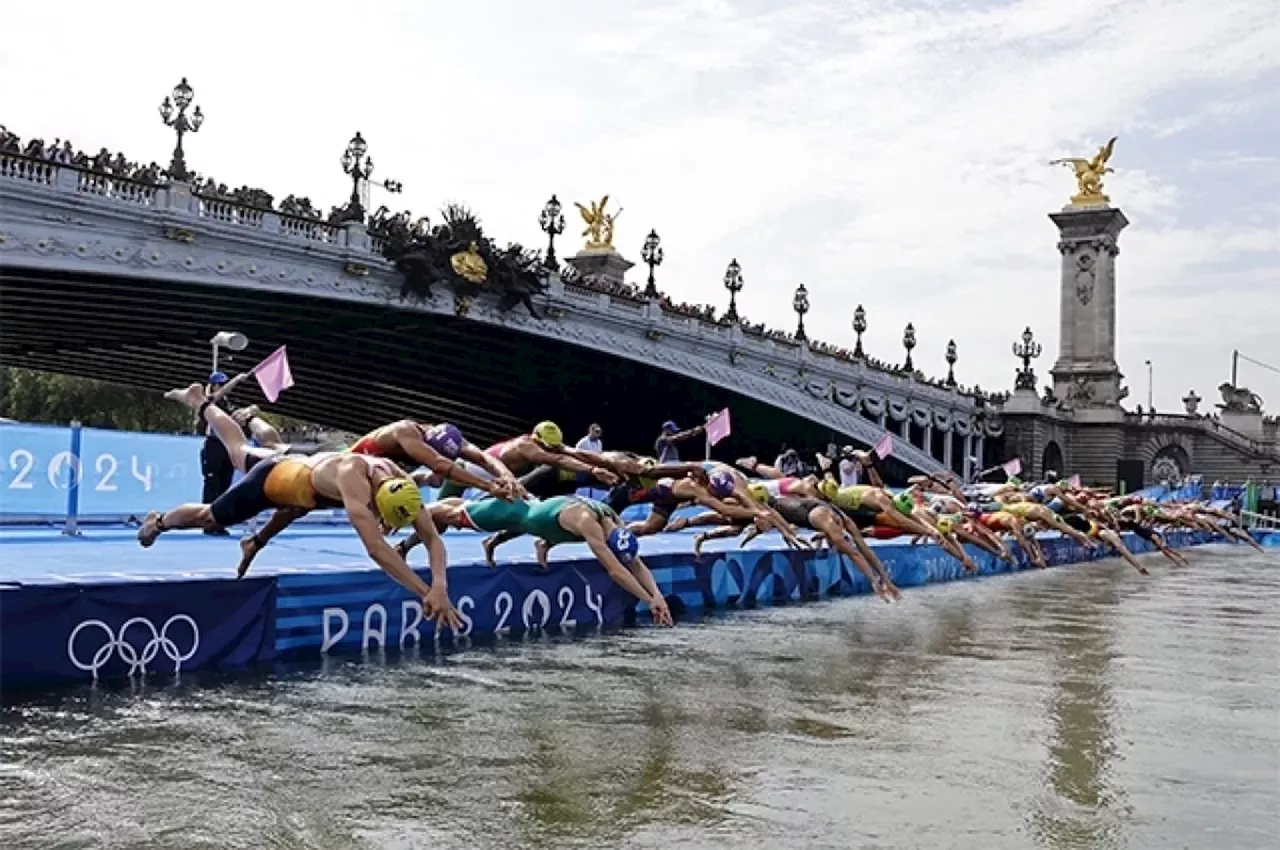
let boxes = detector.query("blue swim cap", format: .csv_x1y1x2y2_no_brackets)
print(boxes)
661,420,678,433
207,371,229,385
708,469,735,498
607,527,639,564
425,423,464,459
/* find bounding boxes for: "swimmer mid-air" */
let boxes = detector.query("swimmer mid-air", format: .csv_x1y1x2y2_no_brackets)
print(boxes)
140,377,462,629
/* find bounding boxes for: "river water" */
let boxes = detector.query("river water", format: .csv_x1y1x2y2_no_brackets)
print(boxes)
2,545,1277,850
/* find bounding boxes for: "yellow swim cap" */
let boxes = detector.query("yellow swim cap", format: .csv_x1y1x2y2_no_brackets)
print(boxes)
374,478,422,529
937,516,954,534
533,421,563,446
818,478,838,501
747,483,769,504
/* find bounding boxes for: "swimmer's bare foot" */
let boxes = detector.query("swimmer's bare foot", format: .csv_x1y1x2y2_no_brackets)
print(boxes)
481,534,499,569
236,536,258,578
692,533,707,558
534,538,551,570
735,456,758,472
164,383,206,409
137,511,165,547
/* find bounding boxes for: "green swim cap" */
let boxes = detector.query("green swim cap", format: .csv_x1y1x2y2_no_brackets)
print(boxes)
893,492,914,516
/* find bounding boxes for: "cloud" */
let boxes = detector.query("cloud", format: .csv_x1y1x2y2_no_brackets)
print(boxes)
2,0,1279,412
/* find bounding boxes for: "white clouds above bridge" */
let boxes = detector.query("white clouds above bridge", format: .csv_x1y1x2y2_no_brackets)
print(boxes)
3,0,1277,410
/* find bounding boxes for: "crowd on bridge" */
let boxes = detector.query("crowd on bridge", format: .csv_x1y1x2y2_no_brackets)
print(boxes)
129,365,1262,631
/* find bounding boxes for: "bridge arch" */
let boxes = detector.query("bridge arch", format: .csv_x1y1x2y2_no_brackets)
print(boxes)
1041,440,1064,479
1143,436,1193,484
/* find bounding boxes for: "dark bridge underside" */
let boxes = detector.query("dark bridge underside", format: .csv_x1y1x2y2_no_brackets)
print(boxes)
1,267,926,475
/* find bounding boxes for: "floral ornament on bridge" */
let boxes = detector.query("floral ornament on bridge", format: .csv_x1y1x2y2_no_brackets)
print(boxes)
370,204,548,317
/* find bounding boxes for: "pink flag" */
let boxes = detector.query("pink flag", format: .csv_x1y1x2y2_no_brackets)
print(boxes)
873,432,893,460
1002,457,1022,477
1068,474,1082,488
251,346,294,403
705,408,731,446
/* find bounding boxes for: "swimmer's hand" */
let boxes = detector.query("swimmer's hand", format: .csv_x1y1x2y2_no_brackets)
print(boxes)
502,475,527,501
590,466,619,486
488,478,515,501
423,585,462,633
648,595,674,627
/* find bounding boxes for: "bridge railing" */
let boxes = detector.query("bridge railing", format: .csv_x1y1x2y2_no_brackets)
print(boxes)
1123,411,1274,455
2,151,160,208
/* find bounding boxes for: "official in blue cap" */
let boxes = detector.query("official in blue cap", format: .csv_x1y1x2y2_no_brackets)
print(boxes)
199,370,235,533
654,418,705,464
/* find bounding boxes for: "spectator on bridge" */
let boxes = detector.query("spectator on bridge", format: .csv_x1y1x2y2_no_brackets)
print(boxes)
655,420,704,463
576,423,603,453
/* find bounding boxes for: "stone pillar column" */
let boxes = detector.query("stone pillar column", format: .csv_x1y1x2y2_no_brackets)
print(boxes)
565,248,635,288
944,428,954,471
975,434,985,475
924,423,934,457
1048,204,1129,409
962,434,974,482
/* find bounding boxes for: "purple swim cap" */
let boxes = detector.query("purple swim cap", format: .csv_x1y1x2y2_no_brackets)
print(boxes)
708,469,735,498
425,423,464,459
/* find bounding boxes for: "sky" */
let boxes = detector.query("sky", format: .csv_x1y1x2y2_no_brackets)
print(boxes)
2,0,1278,413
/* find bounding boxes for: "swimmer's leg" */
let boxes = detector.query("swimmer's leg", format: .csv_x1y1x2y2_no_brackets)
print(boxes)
483,529,524,568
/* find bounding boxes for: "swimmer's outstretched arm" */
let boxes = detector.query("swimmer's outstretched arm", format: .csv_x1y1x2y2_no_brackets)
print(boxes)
458,443,522,497
627,555,673,627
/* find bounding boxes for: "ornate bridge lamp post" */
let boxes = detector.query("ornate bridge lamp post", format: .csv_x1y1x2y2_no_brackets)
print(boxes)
945,339,958,386
158,77,204,182
902,323,916,372
640,229,664,298
852,304,866,358
1012,326,1043,389
793,284,810,342
723,259,743,322
539,195,565,270
338,132,400,223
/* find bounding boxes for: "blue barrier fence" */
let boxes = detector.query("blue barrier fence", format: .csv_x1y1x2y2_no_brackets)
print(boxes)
0,422,204,523
0,422,660,527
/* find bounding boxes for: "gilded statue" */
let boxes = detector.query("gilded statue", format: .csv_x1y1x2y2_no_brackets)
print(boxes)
449,241,489,284
1050,136,1117,206
575,195,622,250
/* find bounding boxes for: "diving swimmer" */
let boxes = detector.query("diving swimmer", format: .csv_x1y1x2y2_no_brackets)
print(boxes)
140,378,461,629
421,496,674,626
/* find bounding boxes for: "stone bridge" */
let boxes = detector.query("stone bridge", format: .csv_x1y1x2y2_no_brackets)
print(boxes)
0,150,1002,478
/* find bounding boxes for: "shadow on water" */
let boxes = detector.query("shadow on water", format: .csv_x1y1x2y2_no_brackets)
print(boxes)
1024,573,1131,850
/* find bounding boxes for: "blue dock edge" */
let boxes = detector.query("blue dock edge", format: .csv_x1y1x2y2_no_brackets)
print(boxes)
0,524,1246,691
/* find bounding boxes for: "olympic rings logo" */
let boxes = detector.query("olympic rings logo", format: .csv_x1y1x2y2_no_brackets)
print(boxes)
67,615,200,679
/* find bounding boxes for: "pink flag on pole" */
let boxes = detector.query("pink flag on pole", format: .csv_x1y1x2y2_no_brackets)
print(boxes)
705,408,732,446
1068,473,1082,488
1002,457,1022,477
873,432,893,460
251,345,294,403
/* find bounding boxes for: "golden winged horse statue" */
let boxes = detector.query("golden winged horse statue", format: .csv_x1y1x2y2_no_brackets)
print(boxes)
575,195,622,250
1050,136,1117,206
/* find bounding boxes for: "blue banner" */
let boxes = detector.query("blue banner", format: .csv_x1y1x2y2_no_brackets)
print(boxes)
0,423,79,518
0,422,203,520
0,578,276,689
275,561,635,656
76,427,202,517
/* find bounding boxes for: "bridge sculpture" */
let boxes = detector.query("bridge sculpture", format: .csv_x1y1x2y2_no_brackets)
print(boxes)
0,134,1001,477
